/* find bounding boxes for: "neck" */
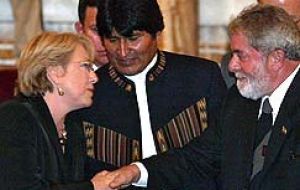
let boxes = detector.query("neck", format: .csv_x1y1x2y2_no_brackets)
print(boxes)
270,60,299,94
43,92,69,133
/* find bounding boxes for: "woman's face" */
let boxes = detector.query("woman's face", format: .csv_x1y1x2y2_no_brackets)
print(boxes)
59,44,98,110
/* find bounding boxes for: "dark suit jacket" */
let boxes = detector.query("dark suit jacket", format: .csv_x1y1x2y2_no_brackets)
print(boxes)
0,96,94,190
143,70,300,190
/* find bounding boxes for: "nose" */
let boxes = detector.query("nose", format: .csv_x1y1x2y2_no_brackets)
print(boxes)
228,54,240,73
90,71,98,84
119,39,128,57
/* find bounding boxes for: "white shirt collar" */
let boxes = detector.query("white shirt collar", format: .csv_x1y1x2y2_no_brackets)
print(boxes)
125,54,158,82
260,64,300,123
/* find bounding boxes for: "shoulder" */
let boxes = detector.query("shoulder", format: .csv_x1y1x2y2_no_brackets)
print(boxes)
161,51,222,81
162,51,221,79
0,99,30,119
0,98,35,133
163,51,219,69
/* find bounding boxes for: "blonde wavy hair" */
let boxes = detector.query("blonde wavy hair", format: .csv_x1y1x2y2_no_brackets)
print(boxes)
17,32,95,97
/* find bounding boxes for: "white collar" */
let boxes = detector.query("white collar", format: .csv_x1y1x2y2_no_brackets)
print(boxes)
125,54,158,82
260,64,300,123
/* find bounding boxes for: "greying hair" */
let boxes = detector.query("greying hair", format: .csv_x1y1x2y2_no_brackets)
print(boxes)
229,4,300,60
17,32,95,97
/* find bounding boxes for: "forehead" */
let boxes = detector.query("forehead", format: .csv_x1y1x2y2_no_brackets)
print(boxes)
230,32,249,49
84,7,97,24
110,29,147,37
230,32,264,58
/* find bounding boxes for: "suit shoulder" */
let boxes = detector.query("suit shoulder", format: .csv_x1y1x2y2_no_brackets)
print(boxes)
163,51,219,70
0,99,35,130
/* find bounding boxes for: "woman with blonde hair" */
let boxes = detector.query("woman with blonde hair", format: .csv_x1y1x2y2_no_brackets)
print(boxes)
0,32,113,190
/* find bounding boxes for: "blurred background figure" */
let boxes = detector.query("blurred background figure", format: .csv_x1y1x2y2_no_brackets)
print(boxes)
75,0,109,68
10,0,43,56
258,0,300,26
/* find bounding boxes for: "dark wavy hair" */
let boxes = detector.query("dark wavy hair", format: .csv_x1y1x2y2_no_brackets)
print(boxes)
97,0,165,38
78,0,100,23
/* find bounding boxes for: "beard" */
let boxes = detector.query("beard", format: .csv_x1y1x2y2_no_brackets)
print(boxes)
236,66,272,100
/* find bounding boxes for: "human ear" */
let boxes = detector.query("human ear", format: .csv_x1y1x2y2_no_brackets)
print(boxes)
46,66,65,85
267,49,285,71
75,21,84,34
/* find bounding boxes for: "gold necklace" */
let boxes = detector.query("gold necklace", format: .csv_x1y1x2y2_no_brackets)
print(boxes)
58,124,67,153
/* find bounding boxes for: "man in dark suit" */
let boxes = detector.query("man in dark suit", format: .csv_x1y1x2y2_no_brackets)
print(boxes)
105,4,300,190
73,0,226,189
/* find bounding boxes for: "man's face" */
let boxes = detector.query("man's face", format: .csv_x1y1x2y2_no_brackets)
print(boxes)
76,7,109,66
103,30,158,76
228,32,273,100
259,0,300,26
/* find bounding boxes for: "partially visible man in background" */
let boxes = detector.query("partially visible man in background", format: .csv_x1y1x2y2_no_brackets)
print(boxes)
221,0,300,89
258,0,300,25
75,0,109,68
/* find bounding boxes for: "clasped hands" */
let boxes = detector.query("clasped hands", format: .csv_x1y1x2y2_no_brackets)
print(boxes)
91,164,141,190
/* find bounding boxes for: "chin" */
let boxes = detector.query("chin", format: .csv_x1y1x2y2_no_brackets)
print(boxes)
85,99,93,107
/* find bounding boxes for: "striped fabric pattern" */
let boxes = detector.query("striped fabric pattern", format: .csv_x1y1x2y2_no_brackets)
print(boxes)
83,98,208,167
156,98,207,153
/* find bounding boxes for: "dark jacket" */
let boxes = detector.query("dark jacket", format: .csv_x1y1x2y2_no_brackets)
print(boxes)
0,96,94,190
142,70,300,190
74,50,227,189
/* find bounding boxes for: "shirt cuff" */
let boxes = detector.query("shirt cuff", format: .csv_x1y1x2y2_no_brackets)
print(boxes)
131,162,148,187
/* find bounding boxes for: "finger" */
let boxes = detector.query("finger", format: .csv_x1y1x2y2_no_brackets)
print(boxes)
109,178,130,189
120,184,130,189
98,170,109,176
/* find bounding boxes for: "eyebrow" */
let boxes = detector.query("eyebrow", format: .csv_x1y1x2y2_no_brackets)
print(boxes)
231,50,241,54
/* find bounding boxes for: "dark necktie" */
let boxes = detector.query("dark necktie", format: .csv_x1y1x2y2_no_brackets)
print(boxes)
254,98,273,148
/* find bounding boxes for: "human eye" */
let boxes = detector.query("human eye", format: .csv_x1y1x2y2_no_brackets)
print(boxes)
127,35,139,41
90,26,98,33
108,36,118,43
80,61,96,72
233,51,248,62
238,53,248,61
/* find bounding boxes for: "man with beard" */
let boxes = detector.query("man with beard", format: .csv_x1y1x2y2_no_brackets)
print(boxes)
221,0,300,89
73,0,226,189
104,4,300,190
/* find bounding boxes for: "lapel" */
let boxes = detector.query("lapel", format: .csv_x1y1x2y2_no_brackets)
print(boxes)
28,96,66,173
240,96,260,181
263,70,300,173
223,87,260,185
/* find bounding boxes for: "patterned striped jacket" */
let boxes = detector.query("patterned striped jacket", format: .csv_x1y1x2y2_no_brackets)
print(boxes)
72,50,226,189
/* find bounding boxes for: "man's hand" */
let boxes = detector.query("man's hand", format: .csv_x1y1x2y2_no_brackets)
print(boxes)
91,170,118,190
109,164,141,189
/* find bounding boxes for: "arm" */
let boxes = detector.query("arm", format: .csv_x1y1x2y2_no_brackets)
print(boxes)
108,63,225,189
107,117,222,189
0,102,114,190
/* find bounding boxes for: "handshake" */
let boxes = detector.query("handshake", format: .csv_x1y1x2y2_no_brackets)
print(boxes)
91,164,142,190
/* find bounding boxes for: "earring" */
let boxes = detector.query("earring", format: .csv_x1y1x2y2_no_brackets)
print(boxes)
57,87,64,96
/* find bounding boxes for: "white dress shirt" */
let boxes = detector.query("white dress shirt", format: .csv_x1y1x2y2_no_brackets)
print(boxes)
125,54,158,159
